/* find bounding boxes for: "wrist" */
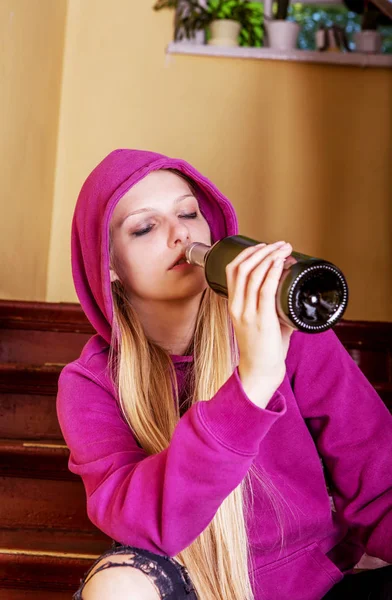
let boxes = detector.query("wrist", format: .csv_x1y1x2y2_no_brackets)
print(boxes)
237,367,279,409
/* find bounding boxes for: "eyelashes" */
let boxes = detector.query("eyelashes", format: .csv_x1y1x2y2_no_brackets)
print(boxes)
133,226,154,237
133,213,198,237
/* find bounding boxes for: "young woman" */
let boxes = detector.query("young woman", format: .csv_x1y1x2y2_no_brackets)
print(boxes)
57,149,392,600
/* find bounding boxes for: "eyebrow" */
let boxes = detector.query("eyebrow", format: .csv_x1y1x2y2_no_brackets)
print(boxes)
119,194,196,227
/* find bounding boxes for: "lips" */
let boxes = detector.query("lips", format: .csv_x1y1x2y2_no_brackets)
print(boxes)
170,254,187,269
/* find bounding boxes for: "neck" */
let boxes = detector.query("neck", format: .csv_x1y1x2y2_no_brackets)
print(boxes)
131,294,203,356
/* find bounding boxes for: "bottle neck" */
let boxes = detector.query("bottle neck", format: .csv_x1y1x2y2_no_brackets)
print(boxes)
185,242,211,268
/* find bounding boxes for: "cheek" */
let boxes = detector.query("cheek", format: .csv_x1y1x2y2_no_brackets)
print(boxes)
195,218,212,243
125,258,155,282
112,244,137,283
119,250,162,290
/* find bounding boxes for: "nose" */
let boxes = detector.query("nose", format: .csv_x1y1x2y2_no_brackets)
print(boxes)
168,219,191,248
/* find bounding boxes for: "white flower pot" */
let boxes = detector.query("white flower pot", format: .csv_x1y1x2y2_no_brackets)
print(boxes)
354,30,382,54
208,19,241,47
266,20,300,51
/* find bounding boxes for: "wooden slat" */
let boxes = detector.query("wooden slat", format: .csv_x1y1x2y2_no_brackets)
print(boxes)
0,300,94,364
334,319,392,347
0,589,73,599
0,393,63,441
373,382,392,411
0,527,109,557
1,301,391,380
0,301,93,334
1,301,391,347
0,551,94,592
333,320,392,384
0,440,74,481
0,329,93,365
0,476,94,532
0,363,63,395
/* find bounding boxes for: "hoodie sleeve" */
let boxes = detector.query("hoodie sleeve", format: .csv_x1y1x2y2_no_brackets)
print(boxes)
288,329,392,563
56,361,286,557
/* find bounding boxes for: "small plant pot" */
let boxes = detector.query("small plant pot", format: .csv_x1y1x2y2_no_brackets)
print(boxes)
315,26,349,52
353,30,382,53
208,19,241,47
185,30,206,45
266,20,300,51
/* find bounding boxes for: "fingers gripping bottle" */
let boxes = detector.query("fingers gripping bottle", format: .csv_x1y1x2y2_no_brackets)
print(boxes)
185,235,349,333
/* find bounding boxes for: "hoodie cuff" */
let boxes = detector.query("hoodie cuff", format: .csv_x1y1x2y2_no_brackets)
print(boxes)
197,368,286,456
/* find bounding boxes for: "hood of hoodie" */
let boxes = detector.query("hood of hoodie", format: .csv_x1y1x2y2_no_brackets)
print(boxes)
72,149,239,344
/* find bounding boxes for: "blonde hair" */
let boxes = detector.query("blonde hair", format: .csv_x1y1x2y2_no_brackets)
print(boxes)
107,172,285,599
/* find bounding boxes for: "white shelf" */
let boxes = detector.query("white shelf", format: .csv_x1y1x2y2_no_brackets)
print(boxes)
167,42,392,68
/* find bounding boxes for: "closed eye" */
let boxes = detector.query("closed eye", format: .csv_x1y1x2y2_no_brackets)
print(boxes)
181,212,197,219
133,226,154,237
133,213,198,237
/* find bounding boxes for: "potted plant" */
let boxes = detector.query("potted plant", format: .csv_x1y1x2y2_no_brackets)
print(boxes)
354,6,383,52
343,0,389,52
206,0,263,47
154,0,263,47
153,0,211,43
265,0,300,51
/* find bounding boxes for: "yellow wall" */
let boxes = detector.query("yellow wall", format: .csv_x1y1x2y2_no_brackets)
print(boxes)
0,0,67,300
3,0,392,321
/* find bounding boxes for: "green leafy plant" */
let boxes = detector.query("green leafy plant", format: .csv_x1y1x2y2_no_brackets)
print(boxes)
154,0,210,41
154,0,263,46
207,0,264,46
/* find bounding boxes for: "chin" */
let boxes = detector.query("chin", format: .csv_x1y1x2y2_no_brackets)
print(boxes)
167,280,208,301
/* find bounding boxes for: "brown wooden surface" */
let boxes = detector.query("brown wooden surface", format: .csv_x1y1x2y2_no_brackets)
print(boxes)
0,300,94,333
0,552,93,592
0,476,95,532
1,590,73,599
0,440,74,481
2,300,392,386
0,527,109,556
0,329,93,365
0,363,63,395
0,300,391,592
0,393,62,441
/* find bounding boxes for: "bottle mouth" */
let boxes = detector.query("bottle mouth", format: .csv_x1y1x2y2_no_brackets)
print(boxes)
288,264,348,332
185,242,210,268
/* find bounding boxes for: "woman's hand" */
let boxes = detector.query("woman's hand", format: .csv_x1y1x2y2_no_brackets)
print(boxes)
226,241,295,409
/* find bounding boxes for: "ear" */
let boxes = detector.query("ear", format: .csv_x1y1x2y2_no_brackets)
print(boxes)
110,268,120,283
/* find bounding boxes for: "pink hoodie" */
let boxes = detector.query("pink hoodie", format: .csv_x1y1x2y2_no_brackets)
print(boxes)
57,149,392,599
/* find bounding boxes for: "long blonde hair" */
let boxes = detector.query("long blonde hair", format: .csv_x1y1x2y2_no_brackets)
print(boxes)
109,280,258,598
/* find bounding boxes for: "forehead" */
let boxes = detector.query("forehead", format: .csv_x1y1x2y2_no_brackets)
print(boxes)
110,170,196,228
127,170,191,201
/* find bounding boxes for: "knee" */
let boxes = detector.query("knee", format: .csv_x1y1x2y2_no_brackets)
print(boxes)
81,555,161,600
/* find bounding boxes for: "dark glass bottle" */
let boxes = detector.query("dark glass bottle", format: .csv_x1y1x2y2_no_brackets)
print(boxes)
185,235,349,333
